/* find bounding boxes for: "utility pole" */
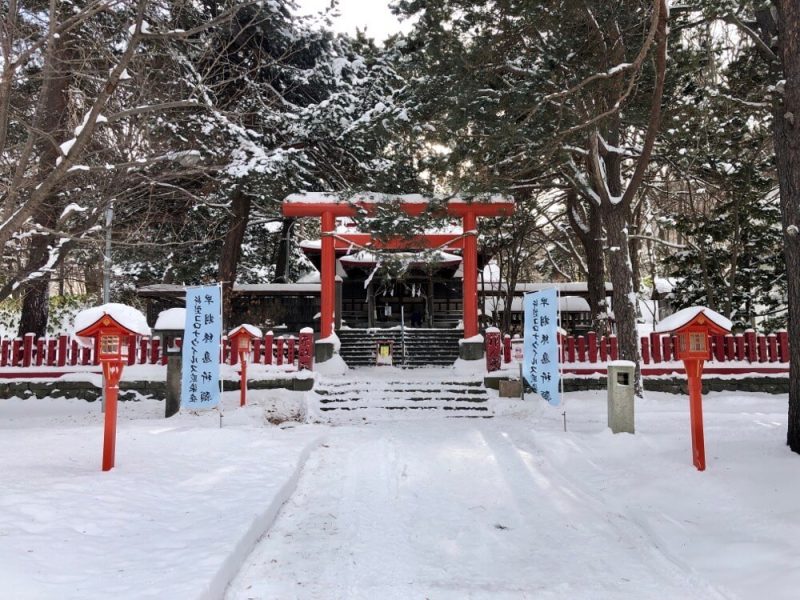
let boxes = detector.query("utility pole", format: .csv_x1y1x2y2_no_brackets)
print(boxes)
101,201,113,414
284,219,295,282
103,202,114,304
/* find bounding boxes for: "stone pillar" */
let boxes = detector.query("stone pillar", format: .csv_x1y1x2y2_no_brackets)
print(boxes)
165,354,181,418
607,360,635,434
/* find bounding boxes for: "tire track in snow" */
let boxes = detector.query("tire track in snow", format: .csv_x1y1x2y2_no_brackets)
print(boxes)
226,421,720,599
492,427,732,600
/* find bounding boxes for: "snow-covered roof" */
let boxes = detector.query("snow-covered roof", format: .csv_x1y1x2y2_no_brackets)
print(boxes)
284,192,512,205
139,283,325,296
653,277,676,295
560,296,591,312
74,303,151,342
484,295,590,314
154,308,186,331
340,217,464,235
655,306,732,333
339,250,462,266
299,218,465,249
483,282,612,293
235,283,322,294
297,271,321,283
229,324,263,338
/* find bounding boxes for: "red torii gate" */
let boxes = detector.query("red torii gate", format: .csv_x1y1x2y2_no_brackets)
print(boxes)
282,193,515,342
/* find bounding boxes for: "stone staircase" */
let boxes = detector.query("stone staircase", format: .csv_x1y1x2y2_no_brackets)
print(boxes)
310,375,492,420
337,328,462,368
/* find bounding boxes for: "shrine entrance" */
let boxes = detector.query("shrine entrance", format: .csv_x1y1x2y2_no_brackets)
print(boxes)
282,193,514,358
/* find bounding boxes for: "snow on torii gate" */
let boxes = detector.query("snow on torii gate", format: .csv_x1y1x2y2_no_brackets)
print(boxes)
282,193,515,341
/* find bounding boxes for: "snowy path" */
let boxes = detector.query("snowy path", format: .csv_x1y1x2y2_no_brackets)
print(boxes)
225,420,721,599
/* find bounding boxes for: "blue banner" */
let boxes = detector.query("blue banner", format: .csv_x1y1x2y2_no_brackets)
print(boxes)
181,285,222,409
523,288,560,406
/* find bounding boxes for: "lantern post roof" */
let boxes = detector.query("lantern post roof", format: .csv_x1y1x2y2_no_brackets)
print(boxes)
228,324,263,339
154,308,186,332
74,303,151,345
655,306,732,335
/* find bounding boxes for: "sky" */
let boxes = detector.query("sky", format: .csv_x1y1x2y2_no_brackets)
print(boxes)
296,0,411,42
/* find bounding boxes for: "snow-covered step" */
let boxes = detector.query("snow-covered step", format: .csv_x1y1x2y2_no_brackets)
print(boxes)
338,329,461,367
310,375,492,421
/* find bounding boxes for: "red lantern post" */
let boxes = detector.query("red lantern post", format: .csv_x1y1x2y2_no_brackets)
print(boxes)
74,306,149,471
228,325,262,407
657,307,731,471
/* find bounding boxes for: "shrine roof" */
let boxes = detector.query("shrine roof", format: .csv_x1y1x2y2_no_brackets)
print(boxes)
339,249,462,267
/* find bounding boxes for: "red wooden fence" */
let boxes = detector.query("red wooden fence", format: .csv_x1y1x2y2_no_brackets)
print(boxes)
510,330,789,370
0,333,301,369
0,330,790,372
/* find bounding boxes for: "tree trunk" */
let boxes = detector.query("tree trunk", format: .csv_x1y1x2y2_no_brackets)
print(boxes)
774,0,800,452
603,203,642,395
17,206,57,337
16,30,73,337
584,214,608,335
218,189,252,327
568,193,608,334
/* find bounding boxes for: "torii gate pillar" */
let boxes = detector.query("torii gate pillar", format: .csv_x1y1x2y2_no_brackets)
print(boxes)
320,211,336,339
462,211,479,339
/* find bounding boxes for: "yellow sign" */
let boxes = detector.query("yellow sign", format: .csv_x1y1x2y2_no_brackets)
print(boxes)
376,341,393,365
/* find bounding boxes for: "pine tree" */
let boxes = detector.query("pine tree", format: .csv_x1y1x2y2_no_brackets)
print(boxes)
394,0,672,393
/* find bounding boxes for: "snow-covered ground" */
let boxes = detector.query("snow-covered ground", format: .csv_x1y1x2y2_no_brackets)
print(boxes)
2,386,798,599
0,390,323,600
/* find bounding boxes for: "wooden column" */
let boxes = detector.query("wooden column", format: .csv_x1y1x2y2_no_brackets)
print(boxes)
335,277,343,331
367,281,376,328
426,276,434,328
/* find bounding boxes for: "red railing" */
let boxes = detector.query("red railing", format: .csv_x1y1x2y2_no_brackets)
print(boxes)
555,330,788,365
0,333,303,370
2,330,789,376
499,330,789,375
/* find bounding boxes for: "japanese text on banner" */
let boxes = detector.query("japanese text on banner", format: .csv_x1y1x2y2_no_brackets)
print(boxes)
523,288,560,406
181,286,221,409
